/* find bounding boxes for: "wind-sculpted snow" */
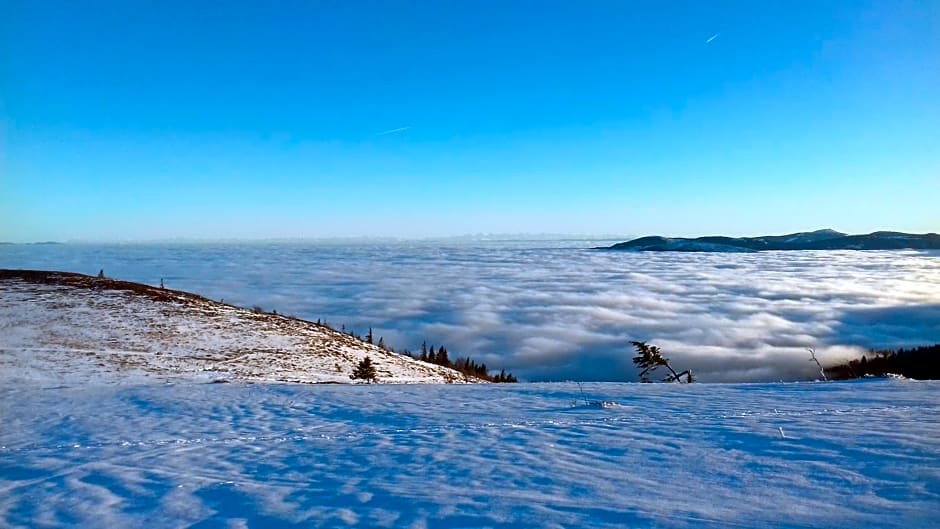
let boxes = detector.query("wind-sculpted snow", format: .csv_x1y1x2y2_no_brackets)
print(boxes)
2,242,939,381
1,380,938,528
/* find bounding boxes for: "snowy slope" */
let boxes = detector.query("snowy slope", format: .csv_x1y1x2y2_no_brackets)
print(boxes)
0,270,475,385
1,380,937,528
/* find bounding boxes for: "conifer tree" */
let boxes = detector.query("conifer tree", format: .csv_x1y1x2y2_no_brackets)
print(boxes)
351,356,378,382
631,341,693,383
437,346,449,366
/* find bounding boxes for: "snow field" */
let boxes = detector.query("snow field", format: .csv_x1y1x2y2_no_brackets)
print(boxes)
1,380,938,528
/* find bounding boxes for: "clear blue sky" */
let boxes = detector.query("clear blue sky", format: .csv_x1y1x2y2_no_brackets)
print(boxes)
2,1,938,242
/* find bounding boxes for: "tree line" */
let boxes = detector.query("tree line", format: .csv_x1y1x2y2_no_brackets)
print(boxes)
405,342,518,383
316,320,518,383
824,344,940,380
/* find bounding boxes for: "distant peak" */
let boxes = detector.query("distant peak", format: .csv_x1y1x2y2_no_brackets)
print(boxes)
600,230,940,252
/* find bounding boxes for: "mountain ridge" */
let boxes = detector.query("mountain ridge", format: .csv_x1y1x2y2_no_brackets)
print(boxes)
599,230,940,252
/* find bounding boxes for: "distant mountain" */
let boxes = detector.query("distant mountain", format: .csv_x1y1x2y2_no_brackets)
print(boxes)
600,230,940,252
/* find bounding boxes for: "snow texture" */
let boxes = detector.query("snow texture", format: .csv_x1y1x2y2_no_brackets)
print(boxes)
1,380,938,528
0,274,471,385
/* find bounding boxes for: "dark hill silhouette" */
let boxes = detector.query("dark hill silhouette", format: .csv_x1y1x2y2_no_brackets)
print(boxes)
600,230,940,252
825,344,940,380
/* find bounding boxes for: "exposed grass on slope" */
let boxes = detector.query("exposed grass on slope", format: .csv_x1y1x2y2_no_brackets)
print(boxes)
0,269,485,384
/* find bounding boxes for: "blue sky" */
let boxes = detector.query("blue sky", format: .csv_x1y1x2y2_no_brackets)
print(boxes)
2,1,938,242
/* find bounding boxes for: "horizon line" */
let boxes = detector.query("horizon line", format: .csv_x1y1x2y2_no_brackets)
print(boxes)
5,228,940,246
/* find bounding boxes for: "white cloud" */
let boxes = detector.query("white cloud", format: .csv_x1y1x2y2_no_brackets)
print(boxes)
375,126,410,136
3,242,939,381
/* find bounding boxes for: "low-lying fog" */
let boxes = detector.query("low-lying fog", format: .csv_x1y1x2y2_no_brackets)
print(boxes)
3,241,938,382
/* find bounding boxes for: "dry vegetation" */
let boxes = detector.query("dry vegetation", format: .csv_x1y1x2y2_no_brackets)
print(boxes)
0,269,483,384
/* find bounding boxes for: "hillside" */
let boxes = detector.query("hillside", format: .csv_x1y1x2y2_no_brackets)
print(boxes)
600,229,940,252
0,270,479,385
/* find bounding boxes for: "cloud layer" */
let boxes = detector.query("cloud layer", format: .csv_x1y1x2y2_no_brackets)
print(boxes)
4,242,939,382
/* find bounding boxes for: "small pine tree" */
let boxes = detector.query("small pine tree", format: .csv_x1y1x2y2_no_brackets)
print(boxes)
631,341,693,383
350,356,378,383
366,327,374,344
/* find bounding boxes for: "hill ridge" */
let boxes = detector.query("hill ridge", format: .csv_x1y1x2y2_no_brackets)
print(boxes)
0,269,482,385
599,230,940,252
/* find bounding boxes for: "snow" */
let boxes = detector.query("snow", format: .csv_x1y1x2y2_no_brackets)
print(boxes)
2,271,938,527
1,380,938,528
0,276,472,385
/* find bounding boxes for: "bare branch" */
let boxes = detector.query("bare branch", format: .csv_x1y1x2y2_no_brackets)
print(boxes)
807,348,828,381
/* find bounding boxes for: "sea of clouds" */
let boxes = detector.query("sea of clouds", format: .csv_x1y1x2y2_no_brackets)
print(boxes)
3,241,938,382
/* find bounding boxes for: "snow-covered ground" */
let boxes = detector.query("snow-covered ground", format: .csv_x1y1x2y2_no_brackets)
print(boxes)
1,380,937,528
1,264,938,527
0,272,470,385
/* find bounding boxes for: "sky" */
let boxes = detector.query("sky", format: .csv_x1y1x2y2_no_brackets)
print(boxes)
1,0,938,242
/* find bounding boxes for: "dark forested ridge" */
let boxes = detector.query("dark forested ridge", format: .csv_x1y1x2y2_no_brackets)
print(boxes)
599,230,940,252
825,344,940,380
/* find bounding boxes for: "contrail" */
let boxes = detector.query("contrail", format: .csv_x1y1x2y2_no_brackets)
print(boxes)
705,33,719,44
375,126,411,136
